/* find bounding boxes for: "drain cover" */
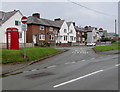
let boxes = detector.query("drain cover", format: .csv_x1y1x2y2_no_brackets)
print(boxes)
25,72,54,79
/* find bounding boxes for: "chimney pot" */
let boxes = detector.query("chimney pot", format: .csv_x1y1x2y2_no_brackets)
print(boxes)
32,13,40,18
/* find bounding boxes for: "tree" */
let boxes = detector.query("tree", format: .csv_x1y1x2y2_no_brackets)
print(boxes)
82,32,88,41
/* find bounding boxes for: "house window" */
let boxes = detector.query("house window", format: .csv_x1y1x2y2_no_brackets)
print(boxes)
15,21,20,26
49,35,54,40
74,37,76,41
53,30,58,35
39,34,45,40
19,32,22,38
40,26,45,30
49,27,53,31
70,36,73,41
64,36,67,41
64,29,67,33
70,30,73,33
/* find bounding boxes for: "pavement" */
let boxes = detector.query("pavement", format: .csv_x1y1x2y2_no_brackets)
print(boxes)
1,46,119,90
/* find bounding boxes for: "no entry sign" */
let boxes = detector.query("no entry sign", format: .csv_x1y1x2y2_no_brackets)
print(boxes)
21,16,27,24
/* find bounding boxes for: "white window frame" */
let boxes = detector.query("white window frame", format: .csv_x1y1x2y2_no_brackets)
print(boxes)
15,20,21,26
40,26,45,30
19,32,22,39
64,29,67,33
49,27,53,31
39,34,45,40
49,35,54,40
64,35,67,41
70,30,73,33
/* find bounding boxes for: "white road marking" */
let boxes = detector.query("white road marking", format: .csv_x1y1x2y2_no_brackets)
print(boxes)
65,62,76,64
115,64,120,66
81,60,86,61
108,55,111,56
53,70,103,88
31,69,37,71
23,71,29,73
91,58,95,60
47,65,56,68
65,62,71,64
71,62,76,64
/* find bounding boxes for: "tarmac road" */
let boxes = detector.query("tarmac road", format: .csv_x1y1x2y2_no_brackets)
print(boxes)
2,46,119,90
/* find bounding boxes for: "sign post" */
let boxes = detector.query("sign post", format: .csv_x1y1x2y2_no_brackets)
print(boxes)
21,16,27,58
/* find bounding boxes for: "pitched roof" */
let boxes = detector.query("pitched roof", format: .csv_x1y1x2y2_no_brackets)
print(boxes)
74,26,84,32
66,22,72,27
0,10,19,25
27,16,64,28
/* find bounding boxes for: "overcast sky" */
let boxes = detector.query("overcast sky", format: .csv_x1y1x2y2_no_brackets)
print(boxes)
1,1,118,33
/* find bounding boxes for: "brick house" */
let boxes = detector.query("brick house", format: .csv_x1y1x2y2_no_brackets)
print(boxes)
27,13,60,45
74,26,83,43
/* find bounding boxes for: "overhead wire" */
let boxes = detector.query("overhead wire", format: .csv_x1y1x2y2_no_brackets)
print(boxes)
67,0,116,19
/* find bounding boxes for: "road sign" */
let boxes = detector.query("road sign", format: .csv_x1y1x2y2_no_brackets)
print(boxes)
21,16,27,24
21,16,27,58
22,24,27,31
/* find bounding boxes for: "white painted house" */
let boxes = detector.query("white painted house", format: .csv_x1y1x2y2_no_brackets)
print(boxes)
67,22,76,43
0,10,24,44
84,26,101,43
54,20,69,45
54,19,76,46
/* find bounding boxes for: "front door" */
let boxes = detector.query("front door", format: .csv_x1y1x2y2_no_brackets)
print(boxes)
33,34,37,44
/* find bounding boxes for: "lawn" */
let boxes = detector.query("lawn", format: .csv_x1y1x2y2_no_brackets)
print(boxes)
2,47,61,64
93,42,120,52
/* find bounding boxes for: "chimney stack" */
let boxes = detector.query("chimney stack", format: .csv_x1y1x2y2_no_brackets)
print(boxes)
54,18,61,21
32,13,40,18
73,22,75,26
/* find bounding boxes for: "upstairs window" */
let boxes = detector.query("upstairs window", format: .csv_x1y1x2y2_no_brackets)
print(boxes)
70,30,73,33
40,26,45,30
64,29,67,33
15,21,21,26
49,27,53,31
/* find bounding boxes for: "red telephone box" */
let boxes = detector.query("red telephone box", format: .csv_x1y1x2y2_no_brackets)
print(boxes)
6,27,19,50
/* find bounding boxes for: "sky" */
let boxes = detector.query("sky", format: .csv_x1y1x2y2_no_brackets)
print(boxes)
1,1,119,33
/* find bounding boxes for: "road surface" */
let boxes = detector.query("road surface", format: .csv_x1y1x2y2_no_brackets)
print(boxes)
2,46,119,90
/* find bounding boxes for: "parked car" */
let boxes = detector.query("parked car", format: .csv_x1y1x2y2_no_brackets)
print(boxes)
86,42,96,46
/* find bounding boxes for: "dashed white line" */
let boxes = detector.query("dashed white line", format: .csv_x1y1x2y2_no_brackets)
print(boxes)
53,70,103,88
31,69,37,71
23,71,29,73
81,60,86,61
71,62,76,64
91,58,95,60
47,65,56,69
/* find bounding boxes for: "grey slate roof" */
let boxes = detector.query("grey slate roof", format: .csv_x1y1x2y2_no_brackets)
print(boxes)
74,26,95,32
27,16,64,28
0,10,19,25
66,22,72,27
74,26,84,32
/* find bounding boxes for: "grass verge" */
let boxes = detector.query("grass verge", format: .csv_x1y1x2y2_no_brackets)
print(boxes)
2,47,61,64
93,42,120,52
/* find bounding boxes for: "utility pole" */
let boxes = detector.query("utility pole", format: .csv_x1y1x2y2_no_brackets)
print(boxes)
115,19,117,35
